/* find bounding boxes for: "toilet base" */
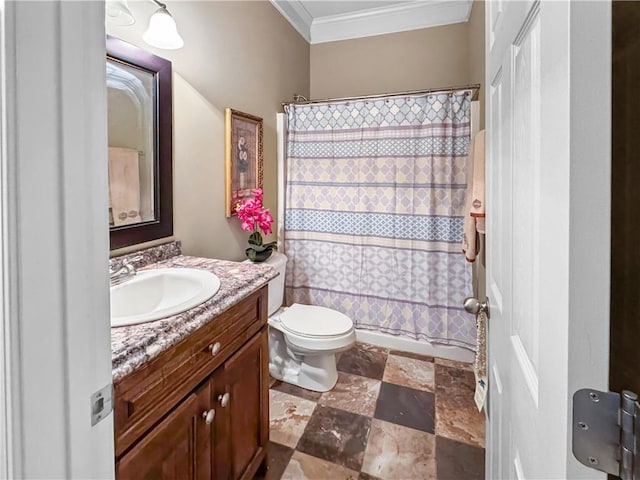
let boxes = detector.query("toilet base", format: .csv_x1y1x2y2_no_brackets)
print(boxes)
268,327,340,392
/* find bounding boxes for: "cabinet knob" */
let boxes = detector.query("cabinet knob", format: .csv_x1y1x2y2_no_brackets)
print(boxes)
202,409,216,425
218,393,230,408
208,342,221,356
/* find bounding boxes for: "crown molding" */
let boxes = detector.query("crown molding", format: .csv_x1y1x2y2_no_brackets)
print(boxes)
270,0,312,43
271,0,473,45
311,0,473,44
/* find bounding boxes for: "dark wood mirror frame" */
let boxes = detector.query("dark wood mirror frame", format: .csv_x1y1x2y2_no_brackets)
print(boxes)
107,35,173,250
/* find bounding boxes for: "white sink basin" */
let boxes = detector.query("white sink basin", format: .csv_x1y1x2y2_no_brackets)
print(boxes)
110,268,221,327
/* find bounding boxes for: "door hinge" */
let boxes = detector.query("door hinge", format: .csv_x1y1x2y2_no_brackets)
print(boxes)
572,388,640,479
90,383,113,427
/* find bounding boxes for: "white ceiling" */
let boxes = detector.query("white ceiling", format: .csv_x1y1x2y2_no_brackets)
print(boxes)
270,0,473,44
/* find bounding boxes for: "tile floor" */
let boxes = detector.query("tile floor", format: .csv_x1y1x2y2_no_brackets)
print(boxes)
259,343,485,480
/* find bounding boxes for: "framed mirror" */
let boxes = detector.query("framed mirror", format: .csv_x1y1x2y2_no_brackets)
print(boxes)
106,35,173,250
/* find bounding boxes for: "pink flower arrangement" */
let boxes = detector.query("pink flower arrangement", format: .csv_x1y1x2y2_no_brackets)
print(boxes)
236,188,274,235
236,188,276,262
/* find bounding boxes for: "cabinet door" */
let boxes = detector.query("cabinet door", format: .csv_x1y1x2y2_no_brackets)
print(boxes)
214,328,268,480
117,381,212,480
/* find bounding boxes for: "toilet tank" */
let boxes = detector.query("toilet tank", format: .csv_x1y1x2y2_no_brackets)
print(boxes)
264,251,287,316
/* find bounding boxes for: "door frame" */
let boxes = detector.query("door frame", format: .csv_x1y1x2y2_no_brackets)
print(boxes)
565,6,611,475
0,1,114,477
609,0,640,398
0,1,11,473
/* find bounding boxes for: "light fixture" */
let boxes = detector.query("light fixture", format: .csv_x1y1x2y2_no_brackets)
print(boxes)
105,0,135,26
105,0,184,50
142,1,184,50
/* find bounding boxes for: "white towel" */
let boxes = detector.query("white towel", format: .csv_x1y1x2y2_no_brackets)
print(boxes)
108,147,142,226
471,130,486,233
462,130,486,261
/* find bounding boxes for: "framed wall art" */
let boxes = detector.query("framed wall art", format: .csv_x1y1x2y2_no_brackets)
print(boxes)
225,108,264,217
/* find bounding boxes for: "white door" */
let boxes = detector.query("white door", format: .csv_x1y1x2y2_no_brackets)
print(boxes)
486,1,611,478
1,2,114,477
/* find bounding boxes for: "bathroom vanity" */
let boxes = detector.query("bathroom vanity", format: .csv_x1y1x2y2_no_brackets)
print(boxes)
110,243,277,479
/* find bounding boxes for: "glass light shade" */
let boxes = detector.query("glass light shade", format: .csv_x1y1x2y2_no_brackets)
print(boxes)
105,0,135,26
143,8,184,50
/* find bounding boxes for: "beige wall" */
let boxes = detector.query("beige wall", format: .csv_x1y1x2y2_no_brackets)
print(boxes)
310,3,486,126
468,0,486,129
108,0,309,260
310,23,470,99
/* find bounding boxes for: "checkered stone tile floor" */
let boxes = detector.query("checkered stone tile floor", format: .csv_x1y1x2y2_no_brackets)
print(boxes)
258,343,485,480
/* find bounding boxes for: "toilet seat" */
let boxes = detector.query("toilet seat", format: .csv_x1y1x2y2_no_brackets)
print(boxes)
278,303,353,338
268,303,356,353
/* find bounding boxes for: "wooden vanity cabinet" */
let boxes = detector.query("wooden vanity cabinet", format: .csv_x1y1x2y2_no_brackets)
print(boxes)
116,381,212,479
213,330,269,480
114,287,269,480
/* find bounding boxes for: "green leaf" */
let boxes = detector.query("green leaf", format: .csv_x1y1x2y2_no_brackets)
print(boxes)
248,231,263,246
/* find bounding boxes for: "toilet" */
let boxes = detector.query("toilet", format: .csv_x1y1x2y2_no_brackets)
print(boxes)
262,251,356,392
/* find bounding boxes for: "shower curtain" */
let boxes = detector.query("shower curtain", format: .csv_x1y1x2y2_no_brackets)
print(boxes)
283,91,475,349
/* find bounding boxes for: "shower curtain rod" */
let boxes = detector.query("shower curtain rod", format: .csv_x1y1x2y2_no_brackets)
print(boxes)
282,83,480,108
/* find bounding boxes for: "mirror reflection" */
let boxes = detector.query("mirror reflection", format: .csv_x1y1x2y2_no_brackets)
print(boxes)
106,35,173,250
107,59,156,227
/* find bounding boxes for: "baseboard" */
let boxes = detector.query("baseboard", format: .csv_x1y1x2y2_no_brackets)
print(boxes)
355,329,475,364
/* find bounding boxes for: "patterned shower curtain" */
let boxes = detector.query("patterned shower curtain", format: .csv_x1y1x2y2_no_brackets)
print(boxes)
283,91,475,349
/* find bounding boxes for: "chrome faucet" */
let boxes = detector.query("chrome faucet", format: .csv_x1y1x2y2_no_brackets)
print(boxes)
109,256,142,286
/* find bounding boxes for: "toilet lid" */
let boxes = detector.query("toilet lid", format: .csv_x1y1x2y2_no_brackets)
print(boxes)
278,303,353,338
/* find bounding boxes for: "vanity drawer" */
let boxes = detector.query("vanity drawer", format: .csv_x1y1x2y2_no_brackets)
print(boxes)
114,286,268,457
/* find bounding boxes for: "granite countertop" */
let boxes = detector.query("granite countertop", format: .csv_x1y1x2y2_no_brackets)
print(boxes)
111,245,277,383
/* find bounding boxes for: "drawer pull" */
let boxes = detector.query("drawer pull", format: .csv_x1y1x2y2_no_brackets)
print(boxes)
202,409,216,424
208,342,221,355
218,393,230,408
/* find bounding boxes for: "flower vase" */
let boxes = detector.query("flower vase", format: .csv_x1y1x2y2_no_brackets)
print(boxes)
245,245,273,262
245,231,275,262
